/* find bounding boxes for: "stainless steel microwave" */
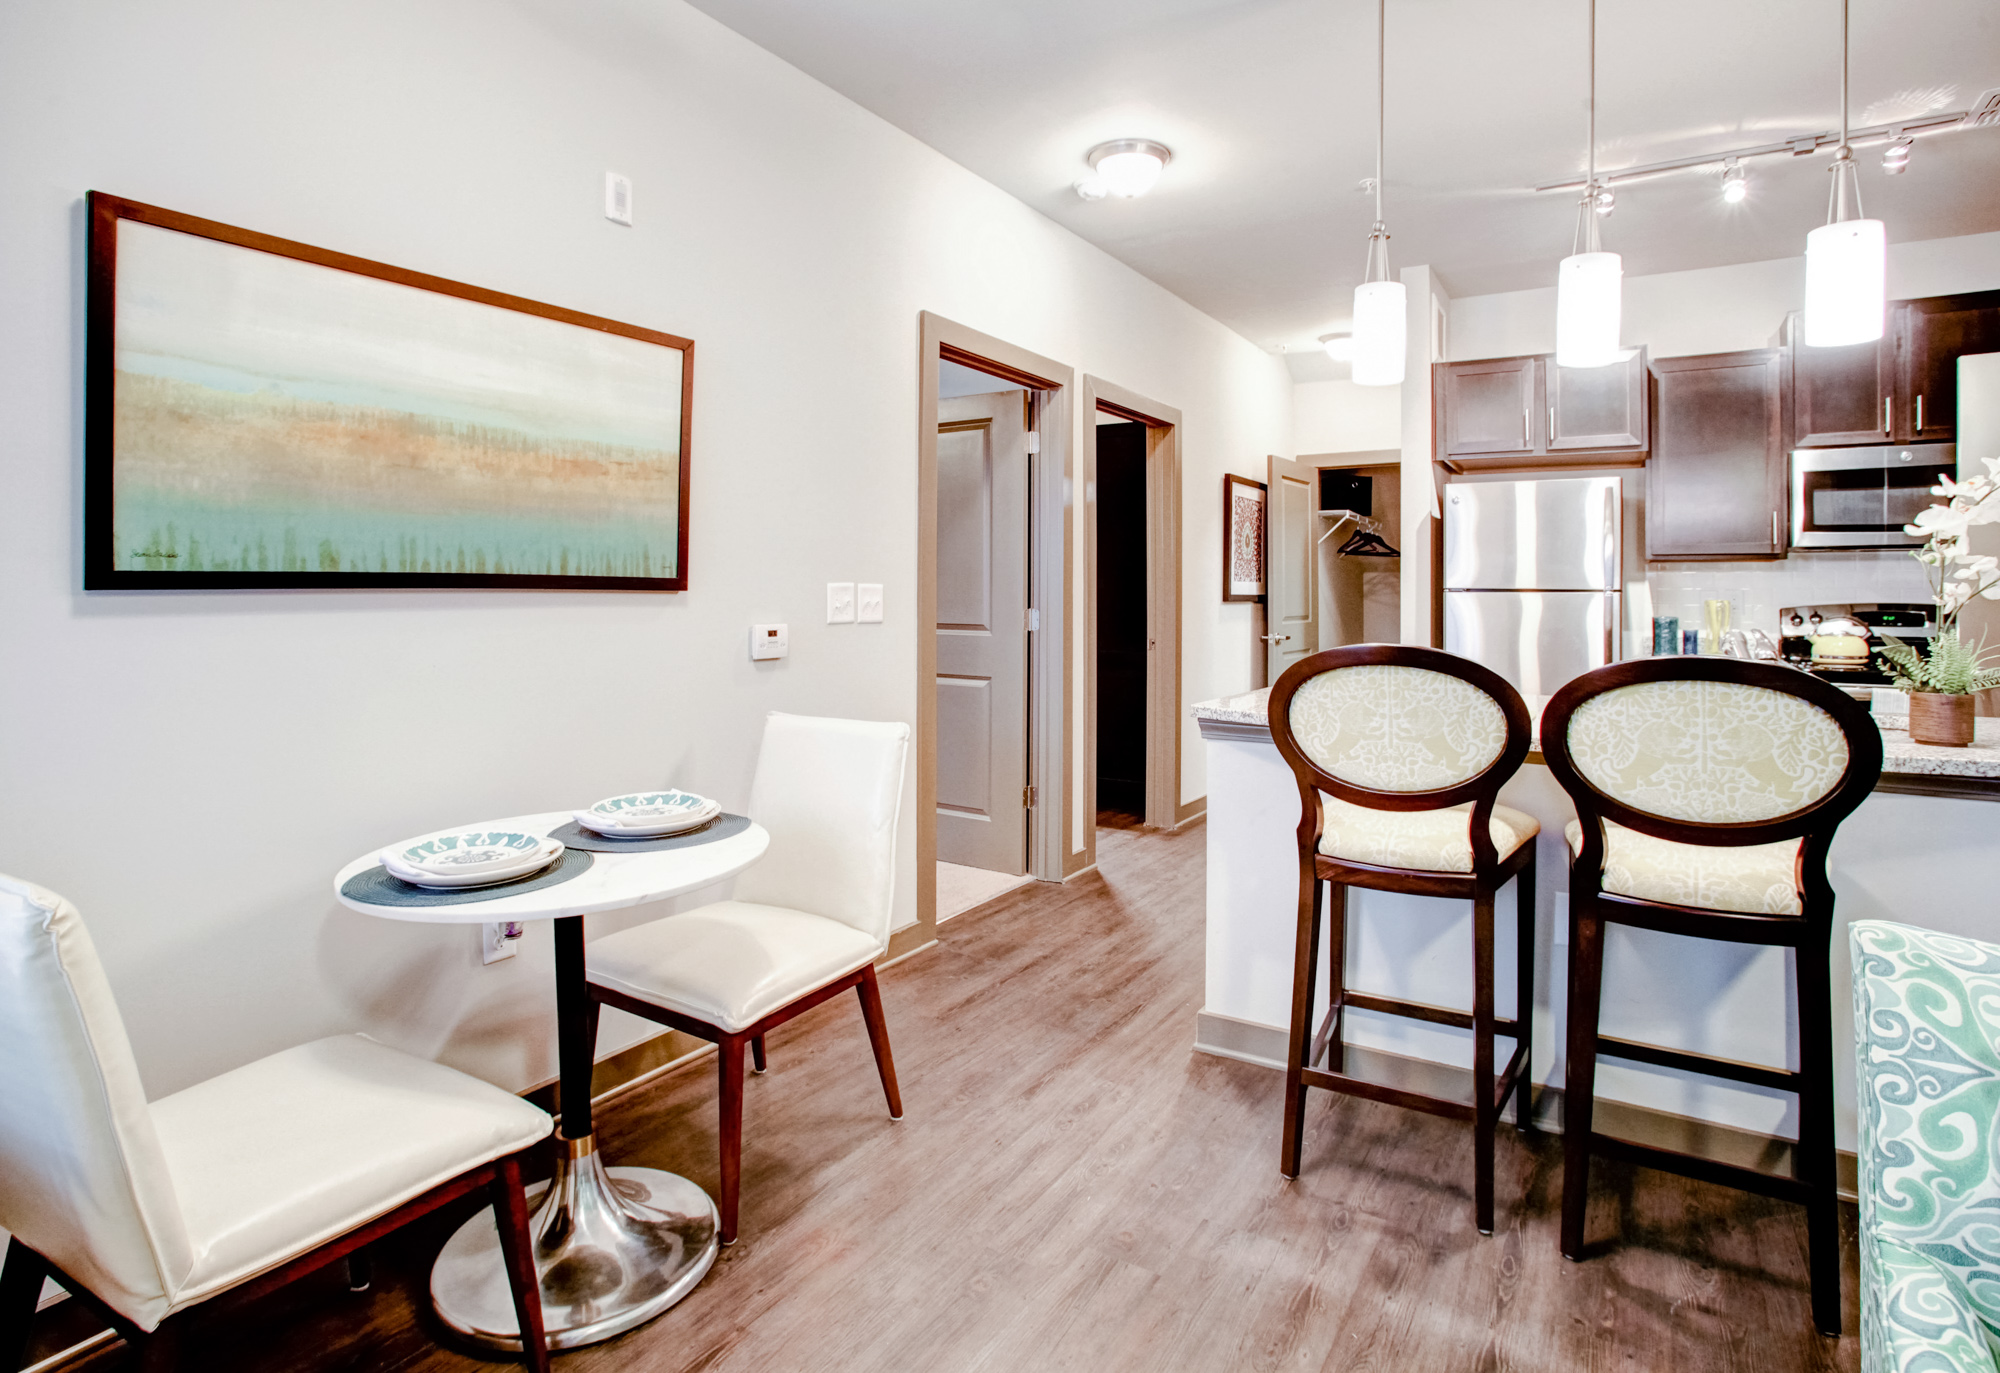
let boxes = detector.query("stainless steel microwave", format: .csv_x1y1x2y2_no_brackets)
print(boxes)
1790,444,1956,549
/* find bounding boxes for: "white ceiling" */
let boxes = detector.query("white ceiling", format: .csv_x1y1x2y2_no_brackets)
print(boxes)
684,0,2000,357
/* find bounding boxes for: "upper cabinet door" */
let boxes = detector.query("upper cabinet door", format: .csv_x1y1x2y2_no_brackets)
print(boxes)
1900,291,2000,443
1436,356,1539,458
1790,312,1893,446
1548,348,1649,450
1648,350,1787,560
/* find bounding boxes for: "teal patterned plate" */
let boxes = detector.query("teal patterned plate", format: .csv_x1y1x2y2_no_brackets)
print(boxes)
380,830,564,889
575,791,721,838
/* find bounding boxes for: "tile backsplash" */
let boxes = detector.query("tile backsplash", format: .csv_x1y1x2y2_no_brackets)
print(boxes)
1645,550,1933,638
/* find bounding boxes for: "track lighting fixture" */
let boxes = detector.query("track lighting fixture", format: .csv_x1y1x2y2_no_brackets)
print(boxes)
1720,158,1748,203
1883,136,1913,174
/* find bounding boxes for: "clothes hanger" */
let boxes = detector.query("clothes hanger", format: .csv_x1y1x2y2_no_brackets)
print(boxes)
1338,528,1400,558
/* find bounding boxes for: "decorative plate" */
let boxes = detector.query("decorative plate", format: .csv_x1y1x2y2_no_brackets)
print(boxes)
380,831,564,889
574,791,721,837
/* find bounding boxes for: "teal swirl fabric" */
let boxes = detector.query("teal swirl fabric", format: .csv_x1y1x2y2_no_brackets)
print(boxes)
1853,920,2000,1373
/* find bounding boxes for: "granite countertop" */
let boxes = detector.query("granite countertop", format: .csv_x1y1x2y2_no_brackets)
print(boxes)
1191,686,2000,782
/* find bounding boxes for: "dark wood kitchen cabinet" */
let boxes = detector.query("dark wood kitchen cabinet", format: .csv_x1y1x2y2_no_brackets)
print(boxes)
1647,349,1788,560
1901,291,2000,444
1434,350,1648,470
1789,291,2000,446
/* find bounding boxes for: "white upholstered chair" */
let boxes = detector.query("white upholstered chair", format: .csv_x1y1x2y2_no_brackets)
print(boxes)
0,874,555,1372
585,712,910,1245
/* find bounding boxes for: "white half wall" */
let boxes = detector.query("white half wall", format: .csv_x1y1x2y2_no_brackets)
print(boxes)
0,0,1289,1099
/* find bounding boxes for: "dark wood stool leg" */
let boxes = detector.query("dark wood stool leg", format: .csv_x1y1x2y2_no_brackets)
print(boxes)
1280,874,1326,1179
1796,933,1842,1336
718,1035,747,1245
1561,903,1606,1260
751,1034,768,1074
133,1321,182,1373
343,1249,371,1292
1513,851,1537,1132
491,1155,552,1373
855,966,903,1119
1472,888,1498,1235
1324,884,1348,1077
0,1237,49,1373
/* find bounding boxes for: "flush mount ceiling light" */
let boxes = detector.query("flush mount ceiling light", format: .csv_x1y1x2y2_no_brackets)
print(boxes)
1349,0,1405,387
1318,332,1356,361
1555,0,1623,369
1073,139,1172,200
1803,0,1886,347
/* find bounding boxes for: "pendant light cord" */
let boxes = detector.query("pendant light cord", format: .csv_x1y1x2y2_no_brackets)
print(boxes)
1573,0,1601,256
1361,0,1390,283
1826,0,1863,223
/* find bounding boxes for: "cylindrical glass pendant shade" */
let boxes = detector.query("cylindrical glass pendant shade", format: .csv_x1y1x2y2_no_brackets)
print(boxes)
1803,218,1886,346
1555,251,1623,368
1350,280,1406,386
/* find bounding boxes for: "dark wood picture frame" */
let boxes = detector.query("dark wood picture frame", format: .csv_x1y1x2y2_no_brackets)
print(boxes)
85,192,693,591
1222,473,1267,603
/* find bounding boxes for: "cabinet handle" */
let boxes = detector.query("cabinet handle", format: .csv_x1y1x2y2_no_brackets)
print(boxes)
1917,394,1924,432
1773,510,1781,549
1522,406,1530,448
1549,405,1557,441
1884,396,1892,433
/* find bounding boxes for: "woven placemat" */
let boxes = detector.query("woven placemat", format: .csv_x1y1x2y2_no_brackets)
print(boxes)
342,847,595,907
547,812,752,853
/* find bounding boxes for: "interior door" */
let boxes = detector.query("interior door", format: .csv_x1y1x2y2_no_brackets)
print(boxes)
936,391,1030,875
1265,455,1319,684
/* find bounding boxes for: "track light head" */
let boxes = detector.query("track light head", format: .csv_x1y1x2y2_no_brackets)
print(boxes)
1883,137,1913,174
1720,159,1748,203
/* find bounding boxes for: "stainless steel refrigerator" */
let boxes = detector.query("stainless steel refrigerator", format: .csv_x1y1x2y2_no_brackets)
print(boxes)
1443,476,1621,699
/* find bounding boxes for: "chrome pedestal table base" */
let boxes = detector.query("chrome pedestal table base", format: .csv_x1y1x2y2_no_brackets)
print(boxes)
432,1134,719,1351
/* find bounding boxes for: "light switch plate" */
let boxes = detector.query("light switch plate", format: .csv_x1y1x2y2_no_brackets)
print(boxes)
857,583,883,623
604,172,633,225
827,582,856,623
750,623,789,660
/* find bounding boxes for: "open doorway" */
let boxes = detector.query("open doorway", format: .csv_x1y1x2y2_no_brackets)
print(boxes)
1094,415,1147,828
912,314,1078,955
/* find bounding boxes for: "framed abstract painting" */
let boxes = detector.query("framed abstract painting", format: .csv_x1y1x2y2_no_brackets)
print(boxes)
1223,473,1266,602
84,193,692,590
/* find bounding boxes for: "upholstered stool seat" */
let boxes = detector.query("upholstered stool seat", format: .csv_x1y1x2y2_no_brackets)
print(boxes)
1561,819,1802,916
587,902,881,1034
1323,797,1540,873
151,1034,552,1303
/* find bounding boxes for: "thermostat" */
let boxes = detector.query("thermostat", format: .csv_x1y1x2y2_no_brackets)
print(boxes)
750,624,788,661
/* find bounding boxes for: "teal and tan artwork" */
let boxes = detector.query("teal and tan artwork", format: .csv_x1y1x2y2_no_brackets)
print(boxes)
90,198,689,588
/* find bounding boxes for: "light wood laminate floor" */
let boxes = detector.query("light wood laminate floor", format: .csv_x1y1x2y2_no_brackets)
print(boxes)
38,819,1857,1371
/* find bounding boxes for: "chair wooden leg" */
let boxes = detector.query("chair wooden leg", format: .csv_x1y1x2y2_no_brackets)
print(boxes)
132,1321,181,1373
491,1155,552,1373
751,1034,768,1074
344,1249,371,1293
1279,873,1325,1180
1,1237,48,1373
1324,883,1347,1077
855,966,903,1120
718,1036,747,1245
1472,888,1498,1236
1796,933,1843,1336
1561,903,1606,1260
1513,851,1536,1133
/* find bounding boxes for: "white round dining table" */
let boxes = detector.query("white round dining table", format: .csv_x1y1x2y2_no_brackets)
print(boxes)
334,809,769,1353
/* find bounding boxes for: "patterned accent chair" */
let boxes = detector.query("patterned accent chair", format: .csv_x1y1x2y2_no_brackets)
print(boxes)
1853,921,2000,1373
1541,657,1881,1337
1268,645,1538,1236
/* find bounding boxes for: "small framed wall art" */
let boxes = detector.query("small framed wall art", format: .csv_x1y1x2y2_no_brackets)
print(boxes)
1222,473,1266,602
85,192,692,590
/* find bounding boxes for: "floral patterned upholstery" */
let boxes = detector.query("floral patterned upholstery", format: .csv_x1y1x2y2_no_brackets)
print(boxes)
1562,819,1803,916
1564,679,1851,824
1853,921,2000,1373
1320,797,1538,875
1286,665,1507,792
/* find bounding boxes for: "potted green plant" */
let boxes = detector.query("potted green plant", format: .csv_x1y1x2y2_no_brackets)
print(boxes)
1876,458,2000,746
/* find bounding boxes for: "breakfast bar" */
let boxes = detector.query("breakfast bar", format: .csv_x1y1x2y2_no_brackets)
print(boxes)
1193,685,2000,1158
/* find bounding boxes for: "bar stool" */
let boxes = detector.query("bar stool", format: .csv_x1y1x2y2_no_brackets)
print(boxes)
1540,657,1881,1337
1268,645,1538,1235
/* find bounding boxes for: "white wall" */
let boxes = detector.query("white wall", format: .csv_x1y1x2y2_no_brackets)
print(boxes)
1293,379,1402,455
1451,229,2000,362
0,0,1289,1100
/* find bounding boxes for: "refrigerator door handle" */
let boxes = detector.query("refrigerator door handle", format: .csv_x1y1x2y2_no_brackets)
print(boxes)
1605,592,1618,664
1601,482,1618,591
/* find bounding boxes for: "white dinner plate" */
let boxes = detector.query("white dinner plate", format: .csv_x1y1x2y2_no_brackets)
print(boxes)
574,791,721,838
381,831,564,889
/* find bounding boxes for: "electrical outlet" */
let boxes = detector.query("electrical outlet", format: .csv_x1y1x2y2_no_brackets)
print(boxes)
604,172,633,226
750,623,788,660
857,583,883,623
827,582,856,623
482,922,523,964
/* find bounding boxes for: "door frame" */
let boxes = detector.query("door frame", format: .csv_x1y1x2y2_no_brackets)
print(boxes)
1081,376,1184,857
903,313,1075,960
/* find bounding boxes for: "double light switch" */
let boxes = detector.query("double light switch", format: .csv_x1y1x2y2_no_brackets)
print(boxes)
828,583,883,624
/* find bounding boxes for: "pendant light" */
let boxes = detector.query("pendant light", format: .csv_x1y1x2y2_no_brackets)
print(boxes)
1350,0,1405,387
1555,0,1622,369
1802,0,1885,347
